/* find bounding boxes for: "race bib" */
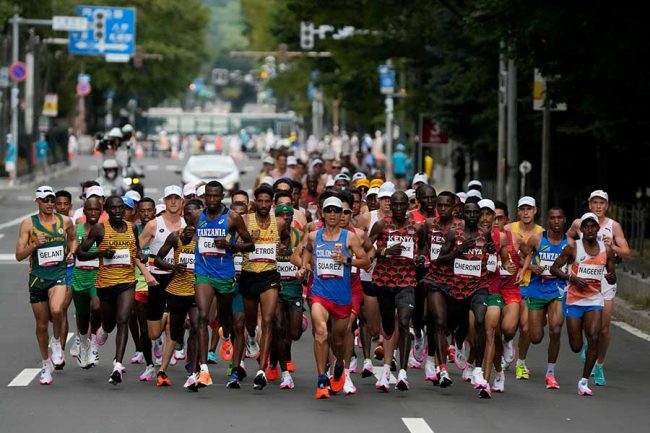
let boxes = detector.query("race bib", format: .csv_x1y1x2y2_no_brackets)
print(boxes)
234,255,243,273
360,260,375,282
454,258,482,277
104,248,131,267
178,253,195,272
430,243,442,260
149,253,174,271
250,243,276,263
278,261,298,279
540,260,554,277
198,237,226,256
498,260,513,276
576,263,604,281
317,258,344,278
75,256,99,270
486,254,497,273
387,239,414,259
38,245,64,267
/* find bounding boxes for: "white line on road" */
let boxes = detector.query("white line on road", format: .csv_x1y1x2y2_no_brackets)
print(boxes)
612,320,650,342
165,165,180,171
0,234,4,239
8,369,41,387
373,366,397,384
0,212,36,230
7,333,73,387
402,418,434,433
146,164,159,171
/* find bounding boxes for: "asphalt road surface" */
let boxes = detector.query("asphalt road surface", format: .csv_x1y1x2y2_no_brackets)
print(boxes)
1,155,649,433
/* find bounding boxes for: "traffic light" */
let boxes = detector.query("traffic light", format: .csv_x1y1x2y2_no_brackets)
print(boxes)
300,21,315,50
93,9,106,41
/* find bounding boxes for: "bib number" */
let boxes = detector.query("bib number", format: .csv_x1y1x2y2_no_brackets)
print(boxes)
198,237,226,256
178,253,195,272
454,258,482,277
38,245,64,267
486,254,497,273
234,255,243,273
278,261,298,279
576,263,604,282
250,243,276,263
317,258,344,278
430,243,442,260
75,256,99,270
104,249,131,267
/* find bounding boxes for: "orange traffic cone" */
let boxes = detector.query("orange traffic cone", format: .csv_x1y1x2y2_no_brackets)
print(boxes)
170,144,178,160
135,144,144,160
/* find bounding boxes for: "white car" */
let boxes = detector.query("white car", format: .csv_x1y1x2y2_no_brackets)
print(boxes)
179,153,241,192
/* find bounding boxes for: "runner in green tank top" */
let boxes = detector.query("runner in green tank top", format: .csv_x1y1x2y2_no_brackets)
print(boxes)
15,186,75,385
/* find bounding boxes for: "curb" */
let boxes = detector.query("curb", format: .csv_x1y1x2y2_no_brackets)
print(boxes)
613,297,650,335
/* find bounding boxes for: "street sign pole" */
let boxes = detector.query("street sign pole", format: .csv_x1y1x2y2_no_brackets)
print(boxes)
506,58,519,218
496,41,507,202
10,13,19,161
541,99,551,222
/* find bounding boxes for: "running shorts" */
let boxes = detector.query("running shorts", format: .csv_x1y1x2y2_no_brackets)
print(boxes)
239,270,281,300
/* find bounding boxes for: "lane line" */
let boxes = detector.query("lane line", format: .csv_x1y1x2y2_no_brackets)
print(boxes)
0,234,4,239
146,164,159,171
7,333,73,387
0,212,36,230
402,418,434,433
165,164,180,171
373,366,397,384
8,369,41,387
612,320,650,342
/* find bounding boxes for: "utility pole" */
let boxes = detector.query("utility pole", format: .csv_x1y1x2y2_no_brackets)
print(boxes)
385,93,394,181
10,13,20,160
540,98,551,222
496,42,507,202
506,58,518,217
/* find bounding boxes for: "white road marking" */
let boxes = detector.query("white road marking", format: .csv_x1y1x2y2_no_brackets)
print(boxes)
402,418,434,433
8,368,41,387
146,164,159,171
0,254,20,262
372,366,397,384
0,212,36,230
145,188,160,194
612,320,650,342
0,234,4,239
88,165,97,171
7,333,73,387
165,165,180,171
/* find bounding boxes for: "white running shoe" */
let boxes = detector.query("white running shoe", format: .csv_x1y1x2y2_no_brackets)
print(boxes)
279,371,295,389
184,373,198,391
154,356,162,366
413,334,426,363
578,378,593,396
153,337,164,359
139,364,156,381
493,371,505,392
396,369,409,391
70,335,80,358
343,371,357,395
349,355,358,373
424,358,438,381
96,327,109,346
375,370,390,392
462,365,474,383
39,360,54,385
408,351,422,369
109,361,125,385
479,383,492,399
170,355,177,366
439,369,453,388
174,347,186,360
361,358,374,378
130,351,144,364
246,332,260,359
472,367,488,390
50,338,65,369
503,339,515,364
89,338,99,366
453,341,468,371
77,338,90,369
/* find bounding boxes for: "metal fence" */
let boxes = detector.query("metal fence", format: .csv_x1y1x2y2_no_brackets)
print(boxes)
609,203,647,257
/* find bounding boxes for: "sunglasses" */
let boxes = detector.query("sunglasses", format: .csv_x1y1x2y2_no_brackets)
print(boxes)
332,165,342,170
323,206,342,214
40,197,55,203
409,199,417,204
342,209,353,215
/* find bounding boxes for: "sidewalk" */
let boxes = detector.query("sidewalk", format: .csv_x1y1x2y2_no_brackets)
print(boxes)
0,162,78,195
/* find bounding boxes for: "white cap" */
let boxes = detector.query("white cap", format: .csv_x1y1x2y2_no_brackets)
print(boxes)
478,199,495,212
467,189,483,199
260,176,274,186
287,156,297,166
310,158,323,170
196,185,206,197
334,173,351,182
124,190,141,202
405,189,416,198
457,192,467,203
366,187,379,196
35,185,55,200
107,127,123,138
589,189,609,202
102,159,119,169
155,204,166,214
325,178,335,188
164,185,183,199
467,179,483,189
580,212,600,226
322,197,343,209
517,196,536,208
263,156,275,165
352,172,366,182
86,185,105,198
378,182,396,198
341,167,350,176
183,183,197,197
412,173,428,186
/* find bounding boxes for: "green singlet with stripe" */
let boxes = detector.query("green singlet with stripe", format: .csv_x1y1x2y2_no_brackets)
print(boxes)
30,213,67,281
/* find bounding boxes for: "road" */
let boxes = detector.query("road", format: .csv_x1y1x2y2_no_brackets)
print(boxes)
0,155,649,433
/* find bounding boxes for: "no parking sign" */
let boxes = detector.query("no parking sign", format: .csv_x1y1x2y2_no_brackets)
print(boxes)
76,81,91,96
9,62,27,82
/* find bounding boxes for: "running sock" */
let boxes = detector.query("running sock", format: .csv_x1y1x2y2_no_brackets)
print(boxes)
516,359,526,367
200,363,209,373
546,363,556,377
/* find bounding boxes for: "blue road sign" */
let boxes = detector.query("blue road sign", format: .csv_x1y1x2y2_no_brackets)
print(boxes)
77,73,91,84
377,64,395,95
69,6,136,56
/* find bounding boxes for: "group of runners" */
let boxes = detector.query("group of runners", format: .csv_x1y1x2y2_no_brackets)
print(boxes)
16,155,630,398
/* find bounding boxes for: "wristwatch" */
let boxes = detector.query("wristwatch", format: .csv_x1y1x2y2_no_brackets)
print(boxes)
346,256,352,265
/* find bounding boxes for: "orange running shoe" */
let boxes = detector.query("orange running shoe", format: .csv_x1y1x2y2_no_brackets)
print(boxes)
265,363,280,381
315,387,330,399
287,360,295,373
220,337,233,362
196,370,213,388
155,371,172,387
329,371,346,395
